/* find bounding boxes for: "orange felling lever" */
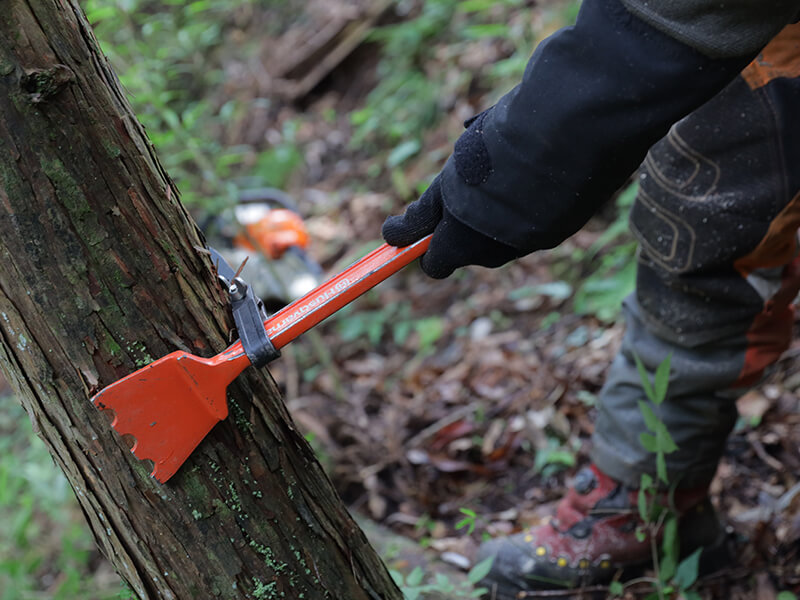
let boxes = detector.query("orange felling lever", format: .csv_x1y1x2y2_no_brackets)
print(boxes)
92,235,432,482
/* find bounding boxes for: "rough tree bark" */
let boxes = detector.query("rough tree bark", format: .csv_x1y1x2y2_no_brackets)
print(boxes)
0,2,403,599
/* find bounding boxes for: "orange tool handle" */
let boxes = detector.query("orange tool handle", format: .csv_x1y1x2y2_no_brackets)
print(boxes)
219,236,432,363
266,235,431,349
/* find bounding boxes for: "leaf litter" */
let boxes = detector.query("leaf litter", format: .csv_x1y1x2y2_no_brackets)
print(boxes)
237,8,800,595
271,181,800,598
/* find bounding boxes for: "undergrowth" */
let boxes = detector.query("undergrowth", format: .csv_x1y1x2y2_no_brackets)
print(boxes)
0,393,127,600
81,0,300,214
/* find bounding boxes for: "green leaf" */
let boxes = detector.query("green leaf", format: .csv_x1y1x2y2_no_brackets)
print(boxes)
638,400,660,433
85,5,117,23
462,24,511,39
573,256,636,322
659,516,678,581
653,354,672,405
434,572,453,591
656,423,679,454
367,318,384,346
534,447,576,473
458,0,495,12
656,452,669,485
186,0,212,15
661,515,678,558
162,108,180,130
406,566,424,587
467,556,494,585
674,547,702,590
392,320,412,345
639,432,658,453
633,353,656,403
617,181,639,207
777,593,797,600
456,509,476,535
660,553,676,583
608,580,624,597
413,317,444,352
637,487,650,521
387,139,421,168
533,438,577,474
389,569,404,587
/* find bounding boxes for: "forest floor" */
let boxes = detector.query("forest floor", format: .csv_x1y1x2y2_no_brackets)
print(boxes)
2,1,799,599
236,3,800,599
276,170,800,599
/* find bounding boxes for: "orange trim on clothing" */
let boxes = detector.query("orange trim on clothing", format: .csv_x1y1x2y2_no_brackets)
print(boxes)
742,22,800,90
734,192,800,278
734,256,800,388
733,190,800,387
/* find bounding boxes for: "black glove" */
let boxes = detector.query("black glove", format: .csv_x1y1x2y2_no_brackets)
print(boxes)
384,0,757,278
382,173,522,279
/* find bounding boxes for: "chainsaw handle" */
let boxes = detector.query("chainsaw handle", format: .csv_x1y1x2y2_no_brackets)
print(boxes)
262,235,432,351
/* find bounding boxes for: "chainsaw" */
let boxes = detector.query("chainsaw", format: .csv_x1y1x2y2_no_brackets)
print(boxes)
202,187,323,311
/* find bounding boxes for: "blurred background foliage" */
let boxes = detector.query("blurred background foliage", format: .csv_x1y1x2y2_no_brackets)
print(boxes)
1,0,641,598
0,391,130,599
80,0,583,213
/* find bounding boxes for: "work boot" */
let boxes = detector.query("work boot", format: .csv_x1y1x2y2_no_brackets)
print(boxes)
476,465,727,599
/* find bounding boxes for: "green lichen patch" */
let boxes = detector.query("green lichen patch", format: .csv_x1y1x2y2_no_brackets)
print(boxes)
125,341,154,367
252,578,280,600
226,396,252,433
247,539,289,575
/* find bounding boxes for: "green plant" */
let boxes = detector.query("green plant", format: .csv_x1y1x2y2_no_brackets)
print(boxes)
353,0,562,171
573,182,638,322
335,300,445,354
389,556,493,600
414,514,438,548
351,0,460,151
634,353,677,485
455,507,478,535
611,354,704,600
0,394,126,599
81,0,302,215
532,436,578,477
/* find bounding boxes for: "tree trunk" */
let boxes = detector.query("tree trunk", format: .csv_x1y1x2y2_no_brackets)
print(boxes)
0,2,403,599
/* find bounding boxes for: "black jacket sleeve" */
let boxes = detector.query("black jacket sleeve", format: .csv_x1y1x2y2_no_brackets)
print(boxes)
439,0,770,253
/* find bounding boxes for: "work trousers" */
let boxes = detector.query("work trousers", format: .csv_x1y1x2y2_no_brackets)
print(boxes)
592,23,800,488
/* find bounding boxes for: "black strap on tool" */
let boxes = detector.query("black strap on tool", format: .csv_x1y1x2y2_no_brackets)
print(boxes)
208,247,280,368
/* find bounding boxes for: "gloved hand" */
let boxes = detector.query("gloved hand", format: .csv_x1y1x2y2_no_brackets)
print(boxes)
382,173,522,279
383,0,760,278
